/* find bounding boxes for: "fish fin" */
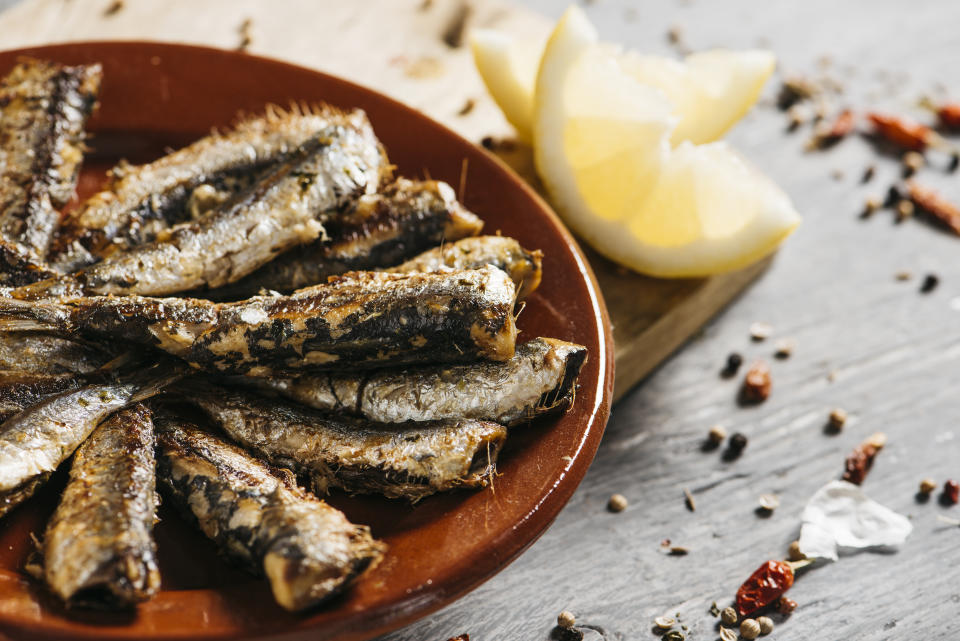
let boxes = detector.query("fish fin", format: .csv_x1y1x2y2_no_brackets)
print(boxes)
128,365,186,403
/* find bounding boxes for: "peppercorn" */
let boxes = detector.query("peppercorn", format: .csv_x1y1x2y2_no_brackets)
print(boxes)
828,408,848,431
757,616,774,635
557,610,576,629
708,425,727,445
902,151,925,176
787,540,806,561
885,184,901,206
919,478,938,495
740,619,761,640
723,352,744,377
920,274,940,293
776,597,798,613
720,606,738,626
607,493,628,513
944,479,960,505
729,432,748,453
950,152,960,173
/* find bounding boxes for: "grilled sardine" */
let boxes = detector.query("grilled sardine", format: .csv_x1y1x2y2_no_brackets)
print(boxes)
43,403,160,607
256,337,586,426
211,178,484,299
0,58,101,281
0,366,179,518
49,105,378,272
0,371,80,422
186,385,507,501
155,414,385,611
0,266,518,375
387,235,543,300
0,332,112,374
20,123,385,299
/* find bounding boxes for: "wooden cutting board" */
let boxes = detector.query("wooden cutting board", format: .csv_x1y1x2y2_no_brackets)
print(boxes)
0,0,770,400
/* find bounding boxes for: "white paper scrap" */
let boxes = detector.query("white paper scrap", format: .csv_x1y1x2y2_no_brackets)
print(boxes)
797,480,912,561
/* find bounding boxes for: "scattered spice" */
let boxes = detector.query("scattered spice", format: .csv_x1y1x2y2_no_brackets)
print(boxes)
446,635,469,641
237,18,253,52
949,152,960,172
607,493,628,513
662,631,685,641
927,99,960,129
777,76,819,110
683,487,696,512
774,338,795,358
907,181,960,235
728,432,749,455
557,610,576,629
741,360,772,403
668,546,689,556
884,184,902,207
757,494,780,512
757,616,775,635
902,151,925,176
787,104,808,129
719,628,737,641
807,108,855,149
103,0,124,16
654,616,676,629
944,479,960,505
919,478,938,495
720,607,738,626
708,424,727,445
787,540,806,561
735,560,807,616
842,432,887,485
896,199,915,221
709,602,721,617
895,271,912,281
457,98,476,116
722,352,744,377
481,136,495,150
828,408,848,431
442,1,472,48
740,619,761,640
867,112,940,151
403,56,445,79
862,165,876,183
830,168,845,181
776,597,798,614
666,25,683,44
920,273,940,293
861,195,881,218
749,321,772,341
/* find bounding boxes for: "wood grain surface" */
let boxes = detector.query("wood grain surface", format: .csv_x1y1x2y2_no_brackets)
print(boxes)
2,1,960,641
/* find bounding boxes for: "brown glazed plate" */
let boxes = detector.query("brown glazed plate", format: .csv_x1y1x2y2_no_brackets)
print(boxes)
0,42,614,641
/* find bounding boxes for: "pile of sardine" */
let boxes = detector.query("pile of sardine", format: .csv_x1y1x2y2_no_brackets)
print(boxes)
0,59,588,612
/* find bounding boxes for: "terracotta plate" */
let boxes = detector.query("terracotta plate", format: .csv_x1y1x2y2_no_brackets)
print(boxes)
0,42,614,641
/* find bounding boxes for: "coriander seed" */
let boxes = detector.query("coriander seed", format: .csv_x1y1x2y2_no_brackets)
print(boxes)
829,408,848,430
557,610,576,629
719,628,737,641
757,616,774,635
720,606,738,626
749,322,772,341
654,616,676,629
788,539,806,561
740,618,761,640
662,631,685,641
920,478,938,494
862,195,881,217
902,151,925,176
758,493,779,511
708,424,727,444
896,199,915,220
774,338,795,358
607,493,628,513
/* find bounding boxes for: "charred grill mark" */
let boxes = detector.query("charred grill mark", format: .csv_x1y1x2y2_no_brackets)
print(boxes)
0,59,101,281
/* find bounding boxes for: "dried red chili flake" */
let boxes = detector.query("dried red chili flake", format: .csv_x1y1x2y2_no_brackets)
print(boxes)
944,479,960,505
776,597,798,614
907,181,960,235
842,432,887,485
446,635,470,641
741,360,772,403
935,103,960,129
867,112,939,151
735,559,810,617
808,108,856,149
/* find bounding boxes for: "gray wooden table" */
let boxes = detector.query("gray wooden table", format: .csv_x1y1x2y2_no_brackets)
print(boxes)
380,1,960,639
1,1,958,640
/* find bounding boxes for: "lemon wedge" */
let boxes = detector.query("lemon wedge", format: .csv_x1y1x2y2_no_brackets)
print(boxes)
532,7,800,277
471,25,774,146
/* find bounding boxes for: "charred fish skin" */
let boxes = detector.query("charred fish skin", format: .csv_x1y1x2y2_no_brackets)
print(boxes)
0,266,518,375
21,121,386,299
186,385,508,501
0,366,179,518
0,58,102,275
49,105,383,272
155,414,385,611
388,235,544,300
262,337,587,427
43,403,160,607
213,177,484,299
0,370,81,422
